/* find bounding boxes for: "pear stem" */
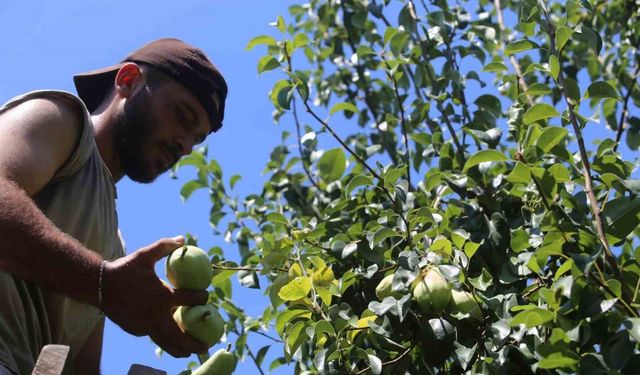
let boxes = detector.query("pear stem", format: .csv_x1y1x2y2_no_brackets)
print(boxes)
202,310,211,321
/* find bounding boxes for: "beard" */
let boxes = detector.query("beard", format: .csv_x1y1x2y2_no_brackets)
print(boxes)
113,87,167,183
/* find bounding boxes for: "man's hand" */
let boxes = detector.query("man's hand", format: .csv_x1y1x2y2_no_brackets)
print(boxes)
101,236,209,358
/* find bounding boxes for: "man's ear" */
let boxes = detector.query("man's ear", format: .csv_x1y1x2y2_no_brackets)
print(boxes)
114,63,144,97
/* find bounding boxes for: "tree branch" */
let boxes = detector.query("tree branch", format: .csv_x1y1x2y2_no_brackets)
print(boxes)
538,2,622,282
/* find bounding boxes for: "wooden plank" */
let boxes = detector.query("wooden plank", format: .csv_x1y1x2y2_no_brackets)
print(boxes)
31,345,69,375
127,364,167,375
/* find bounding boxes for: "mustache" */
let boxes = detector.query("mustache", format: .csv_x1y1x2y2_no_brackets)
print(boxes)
165,143,181,165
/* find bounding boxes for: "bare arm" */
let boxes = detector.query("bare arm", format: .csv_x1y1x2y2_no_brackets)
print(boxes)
0,97,103,304
0,97,208,357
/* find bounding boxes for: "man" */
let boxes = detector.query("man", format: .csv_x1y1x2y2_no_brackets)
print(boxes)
0,38,228,374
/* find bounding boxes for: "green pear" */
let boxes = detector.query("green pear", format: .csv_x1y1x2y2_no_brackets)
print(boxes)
375,274,403,300
191,347,237,375
173,304,224,347
448,290,482,321
412,268,451,314
166,245,213,290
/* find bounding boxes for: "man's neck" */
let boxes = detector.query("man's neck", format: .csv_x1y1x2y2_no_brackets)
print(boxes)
91,110,123,182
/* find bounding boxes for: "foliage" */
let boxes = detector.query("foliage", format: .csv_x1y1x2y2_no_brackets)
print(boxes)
177,0,640,373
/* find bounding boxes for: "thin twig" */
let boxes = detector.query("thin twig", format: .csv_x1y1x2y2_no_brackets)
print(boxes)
404,6,465,161
354,340,417,375
614,63,640,152
303,238,332,252
589,273,639,318
340,2,382,125
495,0,534,107
252,330,283,343
245,343,266,375
211,263,288,273
292,95,322,190
382,55,412,187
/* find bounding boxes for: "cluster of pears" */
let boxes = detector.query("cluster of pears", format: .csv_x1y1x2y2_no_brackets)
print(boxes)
375,267,481,319
166,245,236,374
376,267,482,366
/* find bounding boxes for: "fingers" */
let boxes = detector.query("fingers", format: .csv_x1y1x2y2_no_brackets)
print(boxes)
137,236,185,265
151,317,209,357
171,288,209,307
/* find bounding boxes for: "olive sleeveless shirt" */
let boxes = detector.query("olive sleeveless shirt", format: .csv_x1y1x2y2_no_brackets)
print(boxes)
0,90,125,374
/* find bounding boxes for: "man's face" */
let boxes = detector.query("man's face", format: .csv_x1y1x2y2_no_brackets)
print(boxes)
113,78,211,183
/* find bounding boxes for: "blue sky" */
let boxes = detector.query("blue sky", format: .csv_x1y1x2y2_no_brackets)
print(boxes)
2,1,638,374
0,0,297,374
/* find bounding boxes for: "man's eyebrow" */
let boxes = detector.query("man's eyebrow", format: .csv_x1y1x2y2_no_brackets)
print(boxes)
180,99,211,138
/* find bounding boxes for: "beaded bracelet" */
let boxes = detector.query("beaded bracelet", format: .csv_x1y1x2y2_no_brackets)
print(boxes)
98,259,107,311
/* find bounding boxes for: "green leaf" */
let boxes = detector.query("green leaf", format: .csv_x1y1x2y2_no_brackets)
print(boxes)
523,103,560,124
482,62,508,72
356,45,376,57
585,81,618,100
548,164,571,183
538,352,579,370
602,197,640,244
330,102,359,115
549,55,560,80
506,162,532,184
555,259,573,281
275,308,311,336
464,241,481,259
255,345,270,368
278,277,312,301
510,229,530,252
367,354,382,375
527,83,552,96
266,212,289,226
390,32,411,56
510,307,554,328
245,35,278,51
318,148,347,182
536,127,568,153
624,318,640,343
212,268,236,286
285,320,307,357
293,33,310,49
369,227,403,249
462,150,509,172
180,180,207,201
229,174,242,189
431,237,453,255
275,15,286,33
565,80,581,104
346,174,374,194
452,229,470,249
257,55,281,74
555,26,574,51
276,84,294,110
505,39,539,55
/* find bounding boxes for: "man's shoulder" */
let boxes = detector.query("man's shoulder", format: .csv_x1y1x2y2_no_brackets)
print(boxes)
1,90,87,130
0,90,88,195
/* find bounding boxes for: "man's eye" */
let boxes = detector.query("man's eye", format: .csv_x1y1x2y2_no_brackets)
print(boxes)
177,108,188,123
